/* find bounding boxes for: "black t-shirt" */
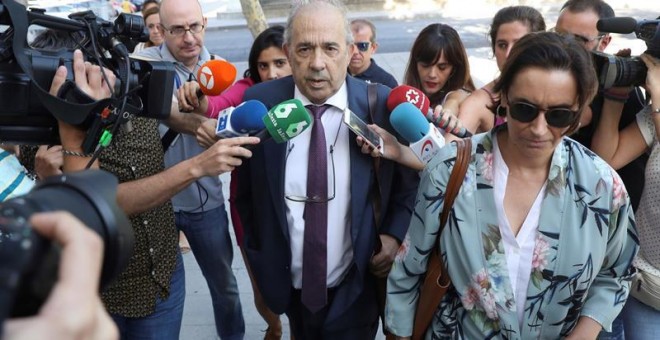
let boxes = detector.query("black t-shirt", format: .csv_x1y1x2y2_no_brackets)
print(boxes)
572,87,647,211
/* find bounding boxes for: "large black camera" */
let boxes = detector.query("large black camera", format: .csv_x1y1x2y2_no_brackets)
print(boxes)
592,16,660,89
0,0,175,149
0,170,134,325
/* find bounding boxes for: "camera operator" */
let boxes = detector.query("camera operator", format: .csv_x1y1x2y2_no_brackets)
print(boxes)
591,53,660,339
52,45,257,339
2,211,118,340
554,0,648,212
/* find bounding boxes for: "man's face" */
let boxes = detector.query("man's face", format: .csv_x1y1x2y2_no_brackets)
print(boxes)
555,9,610,51
159,0,206,67
284,6,353,104
349,25,376,75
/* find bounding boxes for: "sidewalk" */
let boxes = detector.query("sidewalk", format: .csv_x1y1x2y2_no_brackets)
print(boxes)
180,2,655,339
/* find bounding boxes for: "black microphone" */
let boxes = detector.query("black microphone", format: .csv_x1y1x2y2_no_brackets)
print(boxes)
596,17,637,34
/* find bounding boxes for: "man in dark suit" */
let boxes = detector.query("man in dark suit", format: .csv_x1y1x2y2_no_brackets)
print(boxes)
234,1,419,338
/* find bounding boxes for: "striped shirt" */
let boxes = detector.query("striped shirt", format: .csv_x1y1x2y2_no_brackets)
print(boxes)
0,149,34,202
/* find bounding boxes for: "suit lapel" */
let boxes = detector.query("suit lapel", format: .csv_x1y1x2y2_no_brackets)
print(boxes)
346,78,373,244
264,78,295,242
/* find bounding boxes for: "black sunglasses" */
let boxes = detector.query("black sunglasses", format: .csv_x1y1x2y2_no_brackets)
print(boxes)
507,100,578,128
354,41,371,52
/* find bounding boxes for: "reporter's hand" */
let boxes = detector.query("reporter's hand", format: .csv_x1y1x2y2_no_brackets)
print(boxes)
369,234,400,278
356,124,400,160
34,145,63,180
432,104,464,136
641,53,660,100
190,136,260,177
196,119,219,148
3,212,118,340
177,81,208,114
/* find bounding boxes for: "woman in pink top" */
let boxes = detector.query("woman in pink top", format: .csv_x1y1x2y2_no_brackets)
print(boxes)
177,25,291,340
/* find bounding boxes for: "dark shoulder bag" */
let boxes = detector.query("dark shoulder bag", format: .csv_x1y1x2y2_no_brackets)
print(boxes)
412,137,471,340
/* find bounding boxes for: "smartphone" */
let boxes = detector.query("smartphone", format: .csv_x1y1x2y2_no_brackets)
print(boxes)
343,108,384,155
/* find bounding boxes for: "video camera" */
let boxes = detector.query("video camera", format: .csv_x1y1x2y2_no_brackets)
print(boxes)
0,0,175,151
592,16,660,89
0,170,134,325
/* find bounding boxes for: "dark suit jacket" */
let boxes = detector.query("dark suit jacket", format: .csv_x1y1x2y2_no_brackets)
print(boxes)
235,75,419,329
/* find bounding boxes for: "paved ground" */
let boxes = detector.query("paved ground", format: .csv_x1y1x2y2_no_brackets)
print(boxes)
180,1,656,339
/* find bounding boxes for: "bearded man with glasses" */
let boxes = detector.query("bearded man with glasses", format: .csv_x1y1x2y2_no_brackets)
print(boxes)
347,19,398,89
133,0,246,339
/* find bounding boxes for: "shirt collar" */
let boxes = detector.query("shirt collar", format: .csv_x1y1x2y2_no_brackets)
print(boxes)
293,78,348,112
158,44,212,69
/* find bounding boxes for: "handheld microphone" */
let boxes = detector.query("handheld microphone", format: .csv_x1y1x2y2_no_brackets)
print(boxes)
215,100,268,138
390,102,446,165
196,60,237,97
387,85,472,138
262,99,313,143
596,17,638,34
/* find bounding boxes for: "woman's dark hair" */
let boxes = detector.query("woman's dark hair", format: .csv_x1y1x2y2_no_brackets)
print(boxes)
142,6,161,48
244,25,286,83
30,30,88,50
489,6,546,54
493,31,598,135
404,23,475,106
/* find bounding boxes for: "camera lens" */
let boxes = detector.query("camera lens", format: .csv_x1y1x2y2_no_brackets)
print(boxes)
0,170,134,319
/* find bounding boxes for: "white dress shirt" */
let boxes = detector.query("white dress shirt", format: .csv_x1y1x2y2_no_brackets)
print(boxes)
285,83,353,289
493,136,545,327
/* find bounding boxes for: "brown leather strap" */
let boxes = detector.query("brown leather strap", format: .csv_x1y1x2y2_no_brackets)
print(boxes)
411,138,471,340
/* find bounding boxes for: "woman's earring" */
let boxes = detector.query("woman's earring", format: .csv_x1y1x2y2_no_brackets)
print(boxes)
496,104,506,117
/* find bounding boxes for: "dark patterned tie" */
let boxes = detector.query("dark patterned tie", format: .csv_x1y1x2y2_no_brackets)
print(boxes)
302,104,330,313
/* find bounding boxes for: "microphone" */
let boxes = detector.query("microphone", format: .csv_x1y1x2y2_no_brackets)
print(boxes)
196,59,237,97
215,99,313,145
390,102,445,165
387,85,472,138
261,99,313,143
215,100,268,138
596,17,638,34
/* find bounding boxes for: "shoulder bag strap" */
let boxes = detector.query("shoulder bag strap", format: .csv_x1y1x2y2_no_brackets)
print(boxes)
411,137,471,340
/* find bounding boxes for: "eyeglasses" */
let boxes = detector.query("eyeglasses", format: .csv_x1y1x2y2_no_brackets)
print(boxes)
285,144,336,203
160,23,205,36
354,41,371,52
506,97,578,128
549,27,604,47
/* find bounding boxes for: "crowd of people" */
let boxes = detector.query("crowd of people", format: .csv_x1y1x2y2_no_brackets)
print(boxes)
1,0,658,339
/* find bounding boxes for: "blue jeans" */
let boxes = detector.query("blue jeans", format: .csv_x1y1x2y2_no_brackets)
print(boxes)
112,251,185,340
177,206,245,340
621,295,660,339
597,314,624,340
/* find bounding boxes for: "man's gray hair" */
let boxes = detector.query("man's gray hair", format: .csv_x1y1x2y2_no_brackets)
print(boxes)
284,0,354,46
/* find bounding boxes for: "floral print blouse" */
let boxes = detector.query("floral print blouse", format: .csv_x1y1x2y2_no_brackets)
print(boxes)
386,127,639,339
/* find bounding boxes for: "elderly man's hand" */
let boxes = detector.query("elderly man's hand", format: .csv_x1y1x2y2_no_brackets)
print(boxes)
3,212,118,340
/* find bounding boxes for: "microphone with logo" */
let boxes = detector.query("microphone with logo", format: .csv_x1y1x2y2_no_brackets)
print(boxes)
386,85,472,138
195,59,238,97
390,102,446,166
215,99,312,147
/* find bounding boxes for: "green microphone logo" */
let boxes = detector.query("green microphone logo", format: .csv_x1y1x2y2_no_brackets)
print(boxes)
263,99,312,143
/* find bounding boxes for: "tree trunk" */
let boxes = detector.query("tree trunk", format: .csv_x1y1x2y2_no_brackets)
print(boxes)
240,0,269,38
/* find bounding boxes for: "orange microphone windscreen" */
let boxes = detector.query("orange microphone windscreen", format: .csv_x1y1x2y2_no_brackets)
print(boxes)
197,60,237,96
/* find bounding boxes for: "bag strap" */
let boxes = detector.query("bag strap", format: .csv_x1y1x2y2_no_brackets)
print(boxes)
434,137,471,286
411,138,471,340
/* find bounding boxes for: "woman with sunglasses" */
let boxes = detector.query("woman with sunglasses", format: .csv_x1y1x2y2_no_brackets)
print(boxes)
177,26,291,340
385,32,638,339
452,6,545,137
590,53,660,339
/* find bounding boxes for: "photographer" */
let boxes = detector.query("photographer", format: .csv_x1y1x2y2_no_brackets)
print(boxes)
2,211,118,340
554,0,648,212
591,53,660,339
52,45,257,338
